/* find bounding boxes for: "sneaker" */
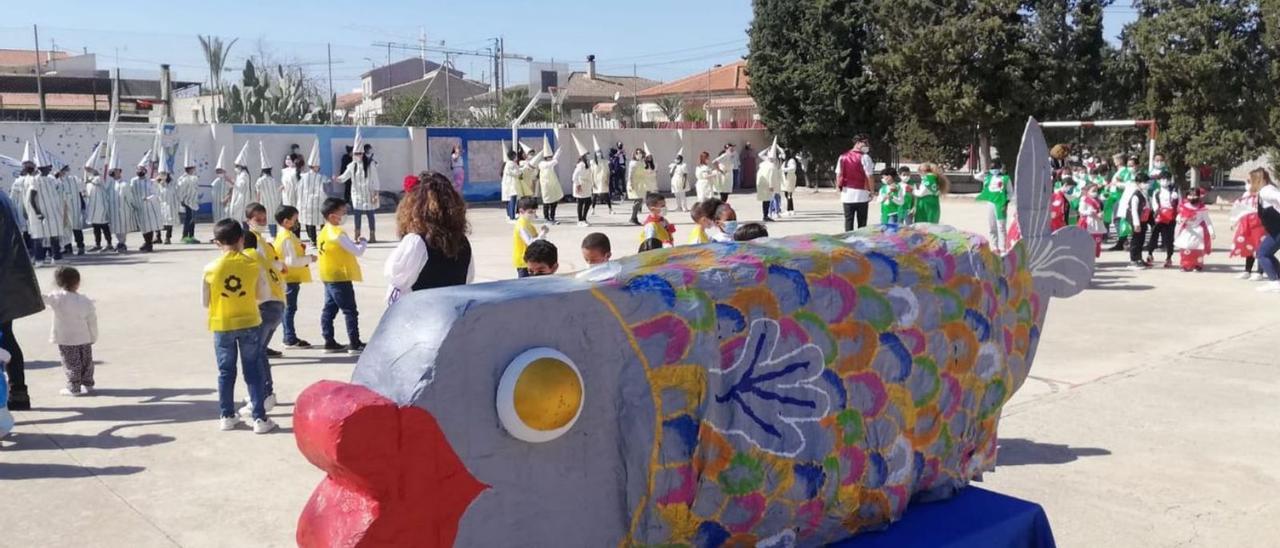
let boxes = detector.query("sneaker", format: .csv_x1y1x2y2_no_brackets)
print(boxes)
284,339,312,349
80,386,94,396
76,248,85,256
1258,281,1280,293
1251,273,1264,281
347,342,366,355
88,246,101,252
252,418,278,434
323,341,348,353
1163,260,1173,269
239,394,277,416
265,348,283,358
1238,272,1252,280
577,221,589,227
59,387,84,397
219,416,242,431
43,257,54,266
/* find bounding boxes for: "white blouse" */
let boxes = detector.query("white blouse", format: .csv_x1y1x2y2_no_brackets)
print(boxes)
384,233,475,305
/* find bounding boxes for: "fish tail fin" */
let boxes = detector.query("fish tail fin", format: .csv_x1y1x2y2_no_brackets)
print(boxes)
1014,118,1095,299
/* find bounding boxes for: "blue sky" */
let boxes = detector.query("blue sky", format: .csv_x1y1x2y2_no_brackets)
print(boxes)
2,1,1137,94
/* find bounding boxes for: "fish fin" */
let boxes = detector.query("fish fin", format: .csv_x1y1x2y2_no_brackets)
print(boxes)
1015,118,1095,299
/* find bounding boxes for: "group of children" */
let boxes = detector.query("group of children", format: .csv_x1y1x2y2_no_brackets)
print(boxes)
1042,153,1217,272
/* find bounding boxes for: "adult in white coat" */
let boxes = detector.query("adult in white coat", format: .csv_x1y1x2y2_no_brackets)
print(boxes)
713,147,734,201
626,148,647,225
255,143,283,237
669,153,689,212
755,147,782,222
781,152,799,216
210,146,232,223
572,154,594,226
335,143,381,242
500,147,521,221
536,142,563,224
591,150,611,214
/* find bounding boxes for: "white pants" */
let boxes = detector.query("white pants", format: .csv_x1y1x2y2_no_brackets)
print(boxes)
985,201,1007,253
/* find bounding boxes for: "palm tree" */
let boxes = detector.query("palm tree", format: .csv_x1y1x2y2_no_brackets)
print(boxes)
654,96,685,122
198,36,238,93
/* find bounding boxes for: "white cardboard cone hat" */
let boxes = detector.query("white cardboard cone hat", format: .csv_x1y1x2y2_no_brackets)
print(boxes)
572,134,587,157
156,146,170,173
108,143,120,171
520,141,533,155
233,141,249,166
542,134,553,157
353,126,364,153
258,141,270,170
183,143,194,168
20,141,32,164
136,149,152,169
592,135,601,153
215,146,226,171
501,139,509,156
33,136,52,167
643,141,652,157
676,129,684,158
84,141,103,170
307,139,320,169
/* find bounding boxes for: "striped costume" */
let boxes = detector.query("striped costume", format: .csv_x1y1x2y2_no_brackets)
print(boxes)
296,171,326,227
8,176,30,232
281,167,299,207
59,175,85,240
84,176,112,225
256,174,283,220
211,176,231,222
177,174,201,212
24,175,68,239
130,177,163,234
157,181,181,226
336,160,379,211
108,178,137,235
228,170,252,223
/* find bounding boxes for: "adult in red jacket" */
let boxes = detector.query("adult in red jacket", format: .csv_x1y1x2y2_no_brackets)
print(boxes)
0,189,43,410
837,135,875,231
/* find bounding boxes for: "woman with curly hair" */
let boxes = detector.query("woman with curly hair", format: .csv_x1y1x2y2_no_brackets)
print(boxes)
383,171,473,305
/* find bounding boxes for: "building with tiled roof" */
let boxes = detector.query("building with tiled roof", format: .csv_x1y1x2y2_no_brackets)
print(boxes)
635,60,760,128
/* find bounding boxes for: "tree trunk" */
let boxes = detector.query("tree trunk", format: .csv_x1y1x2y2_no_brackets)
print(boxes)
977,129,992,173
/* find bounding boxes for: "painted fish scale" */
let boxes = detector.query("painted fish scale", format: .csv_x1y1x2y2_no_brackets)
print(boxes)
594,226,1037,546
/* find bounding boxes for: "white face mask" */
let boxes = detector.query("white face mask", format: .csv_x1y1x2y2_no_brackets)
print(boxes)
659,207,668,217
1154,162,1165,169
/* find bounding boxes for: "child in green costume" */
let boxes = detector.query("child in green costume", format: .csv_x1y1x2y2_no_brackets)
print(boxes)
976,162,1012,252
913,163,946,224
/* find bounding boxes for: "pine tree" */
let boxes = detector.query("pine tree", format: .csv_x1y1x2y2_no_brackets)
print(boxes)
747,0,887,175
1124,0,1267,184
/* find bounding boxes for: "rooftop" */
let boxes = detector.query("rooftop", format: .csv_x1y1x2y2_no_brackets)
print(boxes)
637,60,749,99
0,48,70,68
561,71,661,103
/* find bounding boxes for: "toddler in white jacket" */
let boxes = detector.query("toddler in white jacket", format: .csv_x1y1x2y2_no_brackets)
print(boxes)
43,266,98,396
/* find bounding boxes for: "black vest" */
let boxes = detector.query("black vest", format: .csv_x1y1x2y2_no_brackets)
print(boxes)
1260,202,1280,237
411,237,472,291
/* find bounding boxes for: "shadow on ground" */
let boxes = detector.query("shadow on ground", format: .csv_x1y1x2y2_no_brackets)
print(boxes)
15,387,218,431
2,430,175,451
996,438,1111,466
0,462,145,480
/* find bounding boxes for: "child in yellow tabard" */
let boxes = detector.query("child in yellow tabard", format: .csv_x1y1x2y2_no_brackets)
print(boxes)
244,203,286,413
273,205,315,349
688,201,710,244
512,196,549,278
640,192,676,247
202,219,275,434
316,198,367,353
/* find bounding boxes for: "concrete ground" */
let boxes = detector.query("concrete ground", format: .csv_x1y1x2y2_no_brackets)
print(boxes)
2,190,1277,547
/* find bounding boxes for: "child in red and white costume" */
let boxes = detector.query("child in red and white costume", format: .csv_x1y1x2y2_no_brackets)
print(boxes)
1049,178,1073,232
1077,184,1106,258
1174,187,1214,272
1229,180,1267,280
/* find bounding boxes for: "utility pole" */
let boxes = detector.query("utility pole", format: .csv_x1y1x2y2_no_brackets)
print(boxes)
444,53,452,126
33,25,46,122
498,36,505,103
327,43,335,115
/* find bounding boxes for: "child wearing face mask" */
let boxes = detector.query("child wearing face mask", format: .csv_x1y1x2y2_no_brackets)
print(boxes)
640,193,676,247
512,197,549,278
1077,184,1106,258
1146,174,1181,267
876,168,900,225
1050,175,1074,232
708,201,737,243
1174,187,1214,272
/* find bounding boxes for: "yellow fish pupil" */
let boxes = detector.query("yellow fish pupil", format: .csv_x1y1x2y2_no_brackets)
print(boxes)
513,358,582,431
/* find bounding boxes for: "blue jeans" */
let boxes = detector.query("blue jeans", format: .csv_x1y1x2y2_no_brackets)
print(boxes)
507,196,517,220
267,224,278,238
258,301,284,396
181,205,196,239
213,327,266,420
283,283,301,344
321,282,360,344
1259,234,1280,281
351,210,375,234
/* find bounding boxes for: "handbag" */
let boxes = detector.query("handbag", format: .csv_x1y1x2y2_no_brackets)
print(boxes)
1116,218,1133,238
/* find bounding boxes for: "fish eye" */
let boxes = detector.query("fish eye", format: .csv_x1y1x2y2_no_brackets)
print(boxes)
496,348,584,443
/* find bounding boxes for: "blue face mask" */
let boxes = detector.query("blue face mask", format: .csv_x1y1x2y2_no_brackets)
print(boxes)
721,221,739,235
